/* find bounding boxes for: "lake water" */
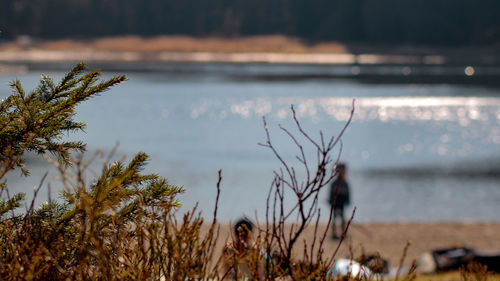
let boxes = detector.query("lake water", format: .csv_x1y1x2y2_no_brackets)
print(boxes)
1,63,500,222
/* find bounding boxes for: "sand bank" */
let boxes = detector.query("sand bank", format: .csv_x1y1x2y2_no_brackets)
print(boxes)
210,222,500,268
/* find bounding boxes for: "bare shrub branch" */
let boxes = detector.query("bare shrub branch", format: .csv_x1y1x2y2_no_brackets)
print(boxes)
259,102,355,280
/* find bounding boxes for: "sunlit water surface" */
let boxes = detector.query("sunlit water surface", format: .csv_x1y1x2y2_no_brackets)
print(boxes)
1,65,500,222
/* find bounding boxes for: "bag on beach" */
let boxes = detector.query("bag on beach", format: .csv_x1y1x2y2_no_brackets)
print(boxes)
417,247,474,273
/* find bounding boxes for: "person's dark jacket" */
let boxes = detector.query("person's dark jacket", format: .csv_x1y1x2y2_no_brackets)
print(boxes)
329,179,350,208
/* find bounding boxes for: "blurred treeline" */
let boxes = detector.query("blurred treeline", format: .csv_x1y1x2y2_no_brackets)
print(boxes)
1,0,499,45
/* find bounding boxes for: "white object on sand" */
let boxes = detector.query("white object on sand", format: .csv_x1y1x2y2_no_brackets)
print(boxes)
330,259,373,279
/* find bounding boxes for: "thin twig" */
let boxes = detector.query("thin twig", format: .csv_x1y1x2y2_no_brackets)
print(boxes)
395,241,412,281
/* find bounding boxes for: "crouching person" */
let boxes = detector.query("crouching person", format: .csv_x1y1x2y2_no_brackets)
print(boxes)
220,218,264,281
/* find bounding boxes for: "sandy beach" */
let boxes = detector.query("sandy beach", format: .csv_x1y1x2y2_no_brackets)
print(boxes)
211,222,500,270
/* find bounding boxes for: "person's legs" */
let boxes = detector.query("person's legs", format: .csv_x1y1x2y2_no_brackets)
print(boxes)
340,207,346,236
332,208,341,239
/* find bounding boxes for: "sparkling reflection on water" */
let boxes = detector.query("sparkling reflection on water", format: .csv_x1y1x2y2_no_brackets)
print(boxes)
1,68,500,222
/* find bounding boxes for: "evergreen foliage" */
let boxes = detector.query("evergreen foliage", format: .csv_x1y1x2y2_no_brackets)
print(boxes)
0,63,125,178
0,63,125,217
0,64,195,279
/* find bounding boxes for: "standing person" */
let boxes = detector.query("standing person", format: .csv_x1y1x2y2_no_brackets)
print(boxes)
329,163,350,239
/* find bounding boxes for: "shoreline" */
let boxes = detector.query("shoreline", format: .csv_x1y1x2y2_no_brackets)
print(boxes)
1,36,500,66
2,50,500,86
0,49,446,65
2,37,499,86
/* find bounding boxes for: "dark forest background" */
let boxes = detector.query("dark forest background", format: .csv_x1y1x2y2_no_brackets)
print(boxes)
1,0,499,46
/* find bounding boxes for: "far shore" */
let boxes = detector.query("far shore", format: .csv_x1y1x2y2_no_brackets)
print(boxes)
208,222,500,270
1,35,500,66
